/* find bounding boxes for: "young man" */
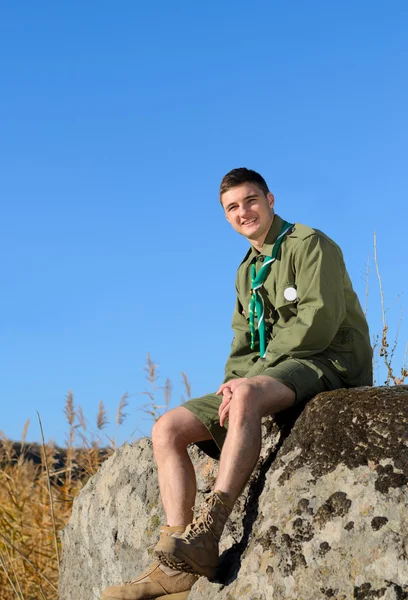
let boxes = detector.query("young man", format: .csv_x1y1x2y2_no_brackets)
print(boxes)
102,168,372,600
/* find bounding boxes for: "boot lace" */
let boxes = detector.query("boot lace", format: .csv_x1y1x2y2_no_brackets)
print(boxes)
183,493,220,541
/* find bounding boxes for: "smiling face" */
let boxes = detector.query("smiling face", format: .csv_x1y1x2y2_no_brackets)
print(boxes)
221,182,275,251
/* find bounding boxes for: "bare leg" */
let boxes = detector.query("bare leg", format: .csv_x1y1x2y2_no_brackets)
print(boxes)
152,406,212,526
215,376,295,503
153,378,295,578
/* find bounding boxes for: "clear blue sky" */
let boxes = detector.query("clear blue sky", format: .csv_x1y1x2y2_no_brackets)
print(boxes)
1,1,407,446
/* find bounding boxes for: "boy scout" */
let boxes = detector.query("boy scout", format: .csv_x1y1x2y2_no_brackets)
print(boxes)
102,168,372,600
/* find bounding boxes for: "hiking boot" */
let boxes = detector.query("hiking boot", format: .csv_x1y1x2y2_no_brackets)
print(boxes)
155,491,234,579
101,526,199,600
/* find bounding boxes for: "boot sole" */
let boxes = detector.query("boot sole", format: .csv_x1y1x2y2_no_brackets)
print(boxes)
156,549,216,580
156,592,191,599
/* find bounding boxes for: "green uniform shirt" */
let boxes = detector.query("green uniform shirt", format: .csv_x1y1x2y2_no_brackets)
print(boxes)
224,214,373,387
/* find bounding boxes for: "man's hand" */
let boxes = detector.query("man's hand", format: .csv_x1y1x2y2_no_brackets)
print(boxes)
216,378,247,396
216,378,247,427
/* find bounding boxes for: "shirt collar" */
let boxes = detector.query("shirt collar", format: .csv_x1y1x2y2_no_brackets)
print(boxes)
250,214,285,258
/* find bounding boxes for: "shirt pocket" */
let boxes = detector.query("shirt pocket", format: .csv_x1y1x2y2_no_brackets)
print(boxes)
274,283,298,324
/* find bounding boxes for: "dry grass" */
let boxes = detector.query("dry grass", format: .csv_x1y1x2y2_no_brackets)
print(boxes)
0,356,191,599
0,415,110,600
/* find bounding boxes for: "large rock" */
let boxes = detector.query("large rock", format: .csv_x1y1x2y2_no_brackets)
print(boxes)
59,386,408,600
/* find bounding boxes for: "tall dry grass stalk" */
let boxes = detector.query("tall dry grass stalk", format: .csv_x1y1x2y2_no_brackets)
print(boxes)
140,354,173,422
37,412,60,569
373,232,408,385
181,371,192,403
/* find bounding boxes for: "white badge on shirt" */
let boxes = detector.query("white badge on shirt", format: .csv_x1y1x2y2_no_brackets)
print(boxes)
284,287,297,301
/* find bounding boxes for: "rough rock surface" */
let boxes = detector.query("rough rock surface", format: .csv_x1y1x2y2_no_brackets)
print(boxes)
59,386,408,600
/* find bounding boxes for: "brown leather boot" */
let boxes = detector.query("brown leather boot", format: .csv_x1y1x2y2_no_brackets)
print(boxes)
101,526,199,600
155,491,234,579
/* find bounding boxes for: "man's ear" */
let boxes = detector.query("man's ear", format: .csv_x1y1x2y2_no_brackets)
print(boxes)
267,192,275,210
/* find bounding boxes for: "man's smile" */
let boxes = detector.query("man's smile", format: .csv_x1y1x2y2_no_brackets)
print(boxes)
242,217,257,226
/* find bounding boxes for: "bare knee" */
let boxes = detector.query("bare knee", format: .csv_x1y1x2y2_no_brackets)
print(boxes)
152,407,211,455
230,376,295,419
251,375,295,414
152,411,186,454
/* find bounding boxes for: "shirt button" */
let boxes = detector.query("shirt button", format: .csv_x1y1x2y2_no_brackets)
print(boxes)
258,256,264,262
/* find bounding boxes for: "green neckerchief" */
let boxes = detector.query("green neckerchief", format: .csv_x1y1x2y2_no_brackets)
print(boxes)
249,220,294,358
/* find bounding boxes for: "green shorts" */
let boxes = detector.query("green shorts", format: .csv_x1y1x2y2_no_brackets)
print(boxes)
182,357,344,459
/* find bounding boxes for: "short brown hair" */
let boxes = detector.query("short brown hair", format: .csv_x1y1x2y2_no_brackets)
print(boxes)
220,168,270,199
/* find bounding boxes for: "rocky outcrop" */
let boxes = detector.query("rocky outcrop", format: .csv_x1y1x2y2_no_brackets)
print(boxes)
59,386,408,600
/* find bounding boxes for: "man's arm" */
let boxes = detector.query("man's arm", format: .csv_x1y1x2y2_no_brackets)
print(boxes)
222,293,258,383
244,233,347,378
215,297,254,426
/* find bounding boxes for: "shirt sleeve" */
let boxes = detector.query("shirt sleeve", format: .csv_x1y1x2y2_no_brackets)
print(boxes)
223,292,258,383
244,233,347,378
